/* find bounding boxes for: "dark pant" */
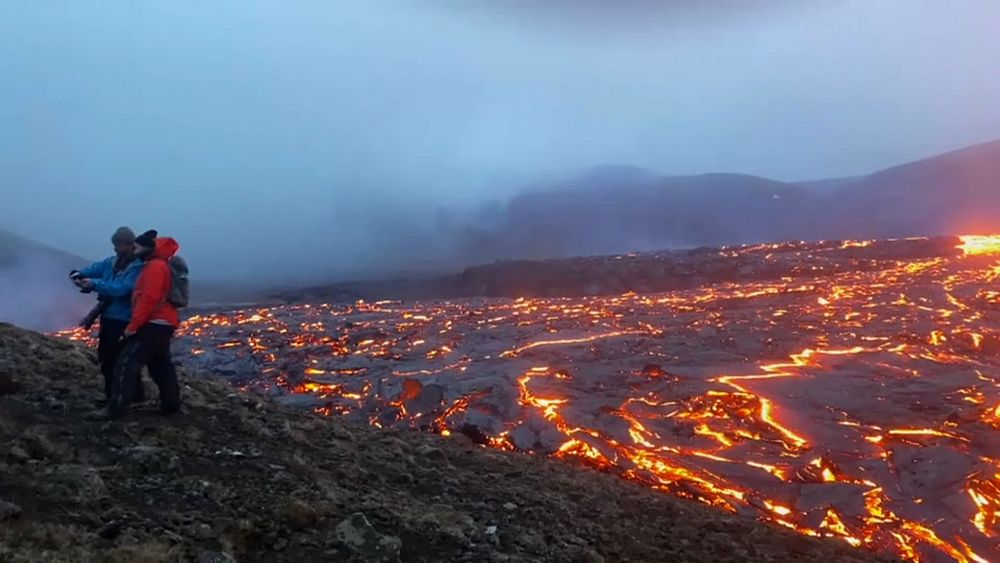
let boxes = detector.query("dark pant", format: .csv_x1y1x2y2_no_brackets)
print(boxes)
98,318,144,401
108,324,180,419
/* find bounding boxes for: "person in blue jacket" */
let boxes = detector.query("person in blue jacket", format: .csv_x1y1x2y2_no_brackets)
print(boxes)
69,227,145,402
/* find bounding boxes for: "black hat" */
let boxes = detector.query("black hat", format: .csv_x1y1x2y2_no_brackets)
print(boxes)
135,229,158,249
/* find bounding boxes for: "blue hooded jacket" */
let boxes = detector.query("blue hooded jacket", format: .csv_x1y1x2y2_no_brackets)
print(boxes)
77,256,143,321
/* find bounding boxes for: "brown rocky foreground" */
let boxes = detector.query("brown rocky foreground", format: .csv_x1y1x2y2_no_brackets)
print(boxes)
0,323,890,562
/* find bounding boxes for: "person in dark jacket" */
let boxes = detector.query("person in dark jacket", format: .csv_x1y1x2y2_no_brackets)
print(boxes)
108,230,182,419
71,227,145,402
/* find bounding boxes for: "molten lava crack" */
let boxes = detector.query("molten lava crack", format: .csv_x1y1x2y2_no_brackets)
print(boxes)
57,235,1000,562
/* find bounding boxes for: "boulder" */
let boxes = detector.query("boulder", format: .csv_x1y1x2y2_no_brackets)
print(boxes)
0,373,21,395
404,383,445,415
18,426,60,461
282,499,321,529
275,393,326,409
417,508,477,545
335,512,402,563
0,499,21,521
510,424,538,451
46,465,107,502
98,521,123,540
197,551,237,563
795,483,867,518
126,445,181,473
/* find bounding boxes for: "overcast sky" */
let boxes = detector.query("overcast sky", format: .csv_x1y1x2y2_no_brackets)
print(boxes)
2,1,999,281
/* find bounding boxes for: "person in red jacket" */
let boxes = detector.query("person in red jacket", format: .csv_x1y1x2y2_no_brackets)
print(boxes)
108,229,181,419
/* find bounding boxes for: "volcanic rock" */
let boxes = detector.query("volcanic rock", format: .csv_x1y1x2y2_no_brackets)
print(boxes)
795,483,867,518
42,395,67,410
416,444,448,462
0,322,885,562
46,465,107,503
275,393,326,409
125,445,181,474
0,372,21,395
641,363,666,377
334,512,402,563
510,423,538,451
97,520,122,540
0,499,21,521
193,522,215,539
417,508,477,545
460,409,504,437
891,445,973,497
404,380,444,413
6,442,31,464
282,499,322,530
197,550,237,563
16,426,60,461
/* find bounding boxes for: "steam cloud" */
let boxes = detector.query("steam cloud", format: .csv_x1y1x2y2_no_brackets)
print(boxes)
2,1,1000,287
0,254,94,332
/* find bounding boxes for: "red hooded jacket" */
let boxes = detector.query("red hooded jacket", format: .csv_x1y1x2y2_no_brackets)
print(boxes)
127,238,180,333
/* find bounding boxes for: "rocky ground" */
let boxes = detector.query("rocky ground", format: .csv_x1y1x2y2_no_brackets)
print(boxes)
0,323,892,562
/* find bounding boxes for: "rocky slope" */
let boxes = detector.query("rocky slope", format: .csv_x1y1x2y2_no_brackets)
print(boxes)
0,323,890,562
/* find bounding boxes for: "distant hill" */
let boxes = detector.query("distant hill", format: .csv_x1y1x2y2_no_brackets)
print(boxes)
5,140,1000,308
0,228,87,269
448,139,1000,261
822,139,1000,238
448,171,806,261
0,228,94,331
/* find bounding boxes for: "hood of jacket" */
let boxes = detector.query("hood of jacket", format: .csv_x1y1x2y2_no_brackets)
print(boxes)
151,237,179,260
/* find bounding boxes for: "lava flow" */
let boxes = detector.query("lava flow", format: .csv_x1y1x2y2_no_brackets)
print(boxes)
57,235,1000,562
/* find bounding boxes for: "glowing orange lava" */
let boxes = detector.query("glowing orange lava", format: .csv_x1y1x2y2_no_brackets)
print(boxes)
958,234,1000,256
54,236,1000,562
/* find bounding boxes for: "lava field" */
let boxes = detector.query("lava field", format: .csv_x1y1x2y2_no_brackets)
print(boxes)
59,236,1000,562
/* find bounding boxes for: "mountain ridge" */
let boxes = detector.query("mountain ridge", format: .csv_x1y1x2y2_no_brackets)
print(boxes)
3,139,999,321
449,138,1000,260
0,227,89,268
